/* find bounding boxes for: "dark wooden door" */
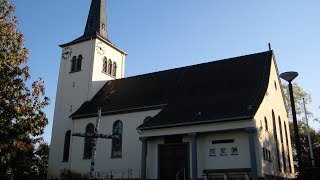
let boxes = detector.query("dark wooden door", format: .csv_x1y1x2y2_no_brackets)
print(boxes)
159,143,189,180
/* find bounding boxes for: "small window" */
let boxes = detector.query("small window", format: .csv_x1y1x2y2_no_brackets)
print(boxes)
264,117,268,131
263,148,272,161
209,148,216,156
112,62,117,77
220,148,227,156
76,55,82,71
71,56,77,72
274,80,277,90
102,57,108,73
84,123,94,159
111,120,123,158
231,147,238,155
107,59,112,75
70,55,82,72
63,130,71,162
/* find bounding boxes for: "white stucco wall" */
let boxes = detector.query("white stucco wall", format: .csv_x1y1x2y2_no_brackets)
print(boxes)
69,109,161,177
145,130,251,179
89,39,126,100
254,56,295,179
48,38,126,178
48,40,96,178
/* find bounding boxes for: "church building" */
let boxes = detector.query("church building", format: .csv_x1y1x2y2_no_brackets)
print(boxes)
48,0,295,179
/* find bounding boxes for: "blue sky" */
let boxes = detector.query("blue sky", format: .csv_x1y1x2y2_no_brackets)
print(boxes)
11,0,320,143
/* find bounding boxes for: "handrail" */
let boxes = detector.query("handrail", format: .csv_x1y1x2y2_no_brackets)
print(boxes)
176,168,186,180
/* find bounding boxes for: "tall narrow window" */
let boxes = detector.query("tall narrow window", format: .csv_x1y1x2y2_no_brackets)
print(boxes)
111,120,123,158
76,55,82,71
63,130,71,162
278,117,284,143
272,110,281,171
102,57,108,73
71,56,77,72
112,62,117,77
284,121,291,172
108,59,112,75
84,123,94,159
264,117,268,131
284,122,289,145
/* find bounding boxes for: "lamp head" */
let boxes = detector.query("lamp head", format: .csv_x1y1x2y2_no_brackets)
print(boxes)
280,71,298,82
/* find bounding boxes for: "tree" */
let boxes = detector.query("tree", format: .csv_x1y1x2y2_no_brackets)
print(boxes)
33,142,50,179
281,82,312,119
0,0,50,178
289,121,320,168
281,82,319,173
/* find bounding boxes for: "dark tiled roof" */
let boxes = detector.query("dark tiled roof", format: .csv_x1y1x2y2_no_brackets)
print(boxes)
71,51,273,130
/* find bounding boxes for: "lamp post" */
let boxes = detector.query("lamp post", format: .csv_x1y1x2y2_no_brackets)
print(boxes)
303,98,315,167
280,71,303,178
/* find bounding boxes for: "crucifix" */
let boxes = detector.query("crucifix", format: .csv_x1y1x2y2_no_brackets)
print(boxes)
72,107,118,179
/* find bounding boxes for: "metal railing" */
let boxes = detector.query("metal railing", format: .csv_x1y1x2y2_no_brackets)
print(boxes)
176,168,186,180
89,169,140,179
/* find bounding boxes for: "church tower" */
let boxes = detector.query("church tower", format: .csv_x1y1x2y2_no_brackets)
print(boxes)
48,0,126,178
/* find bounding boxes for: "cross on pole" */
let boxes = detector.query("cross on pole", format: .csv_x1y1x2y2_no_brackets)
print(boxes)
72,107,118,179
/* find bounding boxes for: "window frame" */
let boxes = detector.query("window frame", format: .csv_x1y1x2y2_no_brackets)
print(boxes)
83,123,94,159
70,55,83,73
62,130,71,162
111,120,123,158
112,62,117,77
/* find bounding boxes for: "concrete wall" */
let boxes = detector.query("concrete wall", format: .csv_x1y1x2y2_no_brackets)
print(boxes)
254,56,295,179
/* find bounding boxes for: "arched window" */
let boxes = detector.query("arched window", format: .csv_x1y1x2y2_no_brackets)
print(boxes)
102,57,108,73
111,120,123,158
84,123,94,159
279,116,286,172
278,116,284,143
70,55,82,72
77,55,82,71
71,56,77,72
284,121,292,172
264,117,268,131
108,59,112,75
63,130,71,162
284,122,289,146
112,62,117,77
272,110,281,171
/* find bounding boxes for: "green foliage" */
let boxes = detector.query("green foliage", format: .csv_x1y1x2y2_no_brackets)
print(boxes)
289,121,320,167
0,0,50,178
33,142,50,179
281,83,312,119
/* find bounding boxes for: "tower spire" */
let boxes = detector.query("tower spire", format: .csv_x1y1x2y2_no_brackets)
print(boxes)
84,0,107,39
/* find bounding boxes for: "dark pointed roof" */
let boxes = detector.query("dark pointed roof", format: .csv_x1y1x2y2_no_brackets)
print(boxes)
71,51,273,130
84,0,107,39
60,0,109,47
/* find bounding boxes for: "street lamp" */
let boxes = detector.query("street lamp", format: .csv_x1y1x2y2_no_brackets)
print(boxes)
280,71,303,178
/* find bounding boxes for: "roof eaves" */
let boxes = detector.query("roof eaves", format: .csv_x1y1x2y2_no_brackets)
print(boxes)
59,34,127,55
71,103,167,120
137,115,254,130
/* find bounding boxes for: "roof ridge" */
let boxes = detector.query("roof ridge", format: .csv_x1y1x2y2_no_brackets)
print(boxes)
113,50,272,81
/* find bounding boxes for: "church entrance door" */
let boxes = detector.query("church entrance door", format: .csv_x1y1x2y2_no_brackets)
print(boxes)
159,143,189,180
